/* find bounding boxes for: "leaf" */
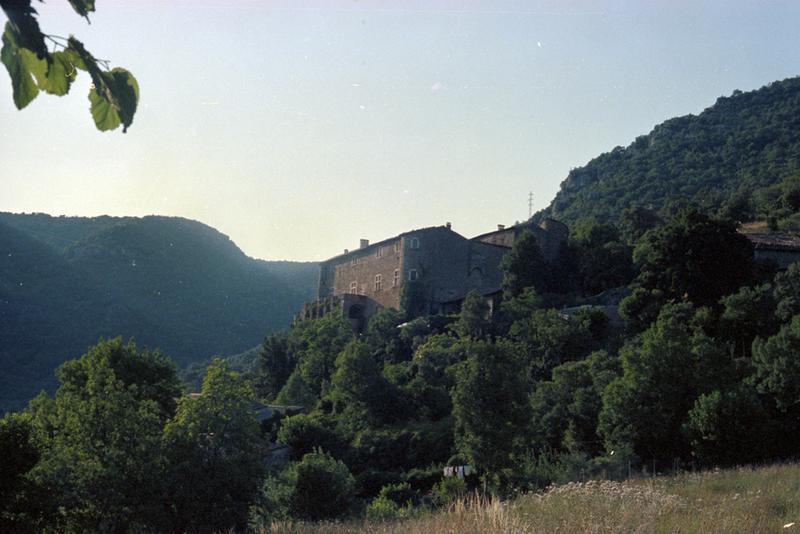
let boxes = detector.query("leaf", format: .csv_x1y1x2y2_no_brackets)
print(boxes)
68,38,139,132
0,22,39,109
67,0,96,19
24,50,79,96
0,0,48,59
88,68,139,132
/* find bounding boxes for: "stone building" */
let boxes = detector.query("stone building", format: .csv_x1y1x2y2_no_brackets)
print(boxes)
298,219,568,331
745,233,800,269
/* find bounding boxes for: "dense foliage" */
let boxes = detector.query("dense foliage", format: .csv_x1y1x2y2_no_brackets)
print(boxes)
539,76,800,227
0,213,317,411
7,207,800,530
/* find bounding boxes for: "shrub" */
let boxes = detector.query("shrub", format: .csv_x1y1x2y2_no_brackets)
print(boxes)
365,496,405,522
431,476,466,506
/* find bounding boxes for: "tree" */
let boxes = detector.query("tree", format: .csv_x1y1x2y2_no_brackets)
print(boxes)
326,340,402,430
619,206,661,244
752,315,800,412
501,229,550,298
55,337,182,419
290,312,353,397
162,360,265,533
598,303,734,464
508,308,607,381
683,386,770,467
256,332,295,402
451,340,530,481
452,290,490,339
26,338,175,532
719,284,778,359
774,262,800,321
364,308,408,363
569,220,635,295
253,450,355,523
276,413,348,461
1,0,139,131
530,350,620,457
0,413,45,530
632,210,754,308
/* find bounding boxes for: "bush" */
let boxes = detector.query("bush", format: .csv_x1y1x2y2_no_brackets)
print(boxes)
379,482,415,506
431,476,466,506
365,496,405,522
252,449,356,523
290,450,355,520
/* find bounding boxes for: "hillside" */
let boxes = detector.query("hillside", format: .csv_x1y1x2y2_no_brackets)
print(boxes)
539,76,800,224
0,213,318,411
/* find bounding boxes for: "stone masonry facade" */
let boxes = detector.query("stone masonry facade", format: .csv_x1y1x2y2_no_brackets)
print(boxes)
298,219,568,330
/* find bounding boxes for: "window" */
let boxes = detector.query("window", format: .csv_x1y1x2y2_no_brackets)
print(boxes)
349,281,357,294
350,257,358,266
394,241,401,253
376,247,383,258
374,274,382,291
393,269,399,287
409,237,420,249
408,269,418,281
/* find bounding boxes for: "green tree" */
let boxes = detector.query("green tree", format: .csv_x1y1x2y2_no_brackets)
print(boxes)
162,360,265,533
774,262,800,321
0,413,45,530
632,211,754,308
451,340,530,481
276,413,348,461
619,206,661,244
253,450,355,522
26,338,174,532
599,303,734,464
509,308,607,381
530,350,620,457
290,312,353,397
683,386,770,467
752,315,800,411
501,229,550,298
569,220,635,295
719,284,778,359
364,308,408,363
452,290,490,339
256,332,295,401
326,340,404,430
1,0,139,131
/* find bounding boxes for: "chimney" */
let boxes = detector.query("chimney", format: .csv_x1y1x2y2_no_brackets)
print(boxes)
446,222,451,230
360,239,369,249
344,249,349,254
497,224,506,231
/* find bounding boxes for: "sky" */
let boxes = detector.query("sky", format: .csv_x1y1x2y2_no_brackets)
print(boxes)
3,0,800,261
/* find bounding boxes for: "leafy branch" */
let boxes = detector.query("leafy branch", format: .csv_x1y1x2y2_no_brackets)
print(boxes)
0,0,138,132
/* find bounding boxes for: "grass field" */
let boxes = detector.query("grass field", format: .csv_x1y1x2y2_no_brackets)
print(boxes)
257,463,800,533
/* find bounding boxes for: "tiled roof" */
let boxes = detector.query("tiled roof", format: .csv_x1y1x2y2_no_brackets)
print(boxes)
321,225,456,263
746,233,800,251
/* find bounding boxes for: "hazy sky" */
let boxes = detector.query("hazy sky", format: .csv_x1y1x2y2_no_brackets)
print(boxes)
3,0,800,261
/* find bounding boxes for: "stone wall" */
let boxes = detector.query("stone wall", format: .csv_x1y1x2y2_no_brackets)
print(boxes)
319,237,403,309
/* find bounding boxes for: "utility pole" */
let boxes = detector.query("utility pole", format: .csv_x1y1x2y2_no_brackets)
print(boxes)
528,191,534,219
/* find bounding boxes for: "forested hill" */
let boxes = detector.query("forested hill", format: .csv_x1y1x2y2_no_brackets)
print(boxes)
539,76,800,224
0,212,318,411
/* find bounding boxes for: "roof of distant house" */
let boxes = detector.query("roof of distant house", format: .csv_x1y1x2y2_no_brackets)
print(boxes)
746,233,800,251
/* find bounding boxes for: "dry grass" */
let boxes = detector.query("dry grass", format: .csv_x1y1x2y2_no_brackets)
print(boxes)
257,463,800,534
